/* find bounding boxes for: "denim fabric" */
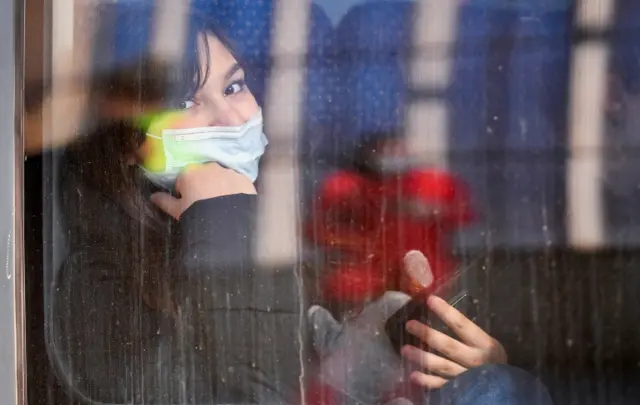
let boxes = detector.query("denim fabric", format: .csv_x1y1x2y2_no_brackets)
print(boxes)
425,364,554,405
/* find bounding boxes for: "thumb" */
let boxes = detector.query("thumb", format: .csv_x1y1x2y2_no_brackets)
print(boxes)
363,290,411,322
403,250,434,291
307,305,342,359
151,192,182,220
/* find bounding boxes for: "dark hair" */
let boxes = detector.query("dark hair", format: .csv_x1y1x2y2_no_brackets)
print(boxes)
93,5,244,112
58,6,244,314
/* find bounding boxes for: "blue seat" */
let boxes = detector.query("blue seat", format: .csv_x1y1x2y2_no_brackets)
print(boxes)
439,5,513,247
448,5,570,151
448,4,572,247
335,61,407,150
612,0,640,94
334,1,414,59
107,0,271,66
191,0,273,61
308,3,334,53
502,8,571,246
298,5,336,213
301,4,337,155
506,9,571,150
447,5,513,153
94,1,155,73
327,1,413,157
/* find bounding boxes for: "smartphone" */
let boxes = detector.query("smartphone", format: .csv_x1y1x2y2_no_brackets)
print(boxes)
384,272,479,355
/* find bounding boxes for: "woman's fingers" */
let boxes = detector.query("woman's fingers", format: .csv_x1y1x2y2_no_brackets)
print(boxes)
408,371,448,390
427,295,493,349
406,320,484,368
150,192,182,220
401,345,467,378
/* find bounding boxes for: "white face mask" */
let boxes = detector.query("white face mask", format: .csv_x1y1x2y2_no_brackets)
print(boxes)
140,109,268,189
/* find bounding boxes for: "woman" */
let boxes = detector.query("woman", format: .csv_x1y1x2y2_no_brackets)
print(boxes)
46,6,551,405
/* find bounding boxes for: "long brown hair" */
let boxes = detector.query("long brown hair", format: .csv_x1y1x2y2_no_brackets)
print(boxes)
58,7,245,315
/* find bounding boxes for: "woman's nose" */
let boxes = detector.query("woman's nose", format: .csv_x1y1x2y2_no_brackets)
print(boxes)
207,98,247,127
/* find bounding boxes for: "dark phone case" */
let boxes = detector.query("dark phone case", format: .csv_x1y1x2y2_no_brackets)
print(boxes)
384,278,479,355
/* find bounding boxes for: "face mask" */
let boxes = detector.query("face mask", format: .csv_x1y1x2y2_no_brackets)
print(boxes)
138,109,268,190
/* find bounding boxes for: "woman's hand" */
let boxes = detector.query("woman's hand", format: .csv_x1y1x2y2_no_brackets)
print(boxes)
401,295,507,390
151,163,257,219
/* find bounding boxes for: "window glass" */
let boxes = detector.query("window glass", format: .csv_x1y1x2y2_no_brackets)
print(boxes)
18,1,640,405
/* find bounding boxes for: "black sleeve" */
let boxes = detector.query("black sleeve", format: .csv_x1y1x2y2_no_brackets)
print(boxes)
50,194,308,405
173,194,309,405
178,194,257,274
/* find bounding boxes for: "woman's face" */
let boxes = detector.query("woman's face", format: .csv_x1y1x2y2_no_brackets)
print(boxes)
175,33,260,128
135,33,260,163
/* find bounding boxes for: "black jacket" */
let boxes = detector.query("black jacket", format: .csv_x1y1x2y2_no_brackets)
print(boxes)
48,190,308,404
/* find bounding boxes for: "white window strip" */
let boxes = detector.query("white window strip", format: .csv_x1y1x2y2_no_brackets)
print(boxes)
51,0,74,60
405,100,449,166
11,0,25,402
254,0,311,267
404,0,460,169
151,0,189,63
48,0,88,149
567,0,616,250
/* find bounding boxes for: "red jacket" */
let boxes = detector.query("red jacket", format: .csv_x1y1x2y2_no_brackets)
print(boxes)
306,168,476,304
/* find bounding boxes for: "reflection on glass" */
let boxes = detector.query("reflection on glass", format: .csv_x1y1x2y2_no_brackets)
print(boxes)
17,1,640,405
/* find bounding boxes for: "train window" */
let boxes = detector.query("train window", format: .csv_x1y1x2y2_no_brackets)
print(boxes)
3,0,24,403
16,1,640,405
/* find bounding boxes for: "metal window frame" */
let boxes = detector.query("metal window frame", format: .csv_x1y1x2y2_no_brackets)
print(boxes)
1,0,27,403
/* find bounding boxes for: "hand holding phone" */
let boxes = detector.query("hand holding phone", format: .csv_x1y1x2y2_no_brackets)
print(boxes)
386,251,477,355
385,251,507,390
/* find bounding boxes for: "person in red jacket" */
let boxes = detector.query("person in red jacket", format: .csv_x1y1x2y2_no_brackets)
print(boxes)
306,137,476,306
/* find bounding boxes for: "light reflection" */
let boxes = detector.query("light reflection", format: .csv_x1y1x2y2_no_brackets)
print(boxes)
567,0,616,249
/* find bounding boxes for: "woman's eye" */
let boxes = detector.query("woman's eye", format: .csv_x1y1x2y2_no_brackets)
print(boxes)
178,100,196,110
224,80,246,96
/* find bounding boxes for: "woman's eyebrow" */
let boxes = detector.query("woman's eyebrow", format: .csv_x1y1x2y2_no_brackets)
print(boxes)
224,63,242,81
